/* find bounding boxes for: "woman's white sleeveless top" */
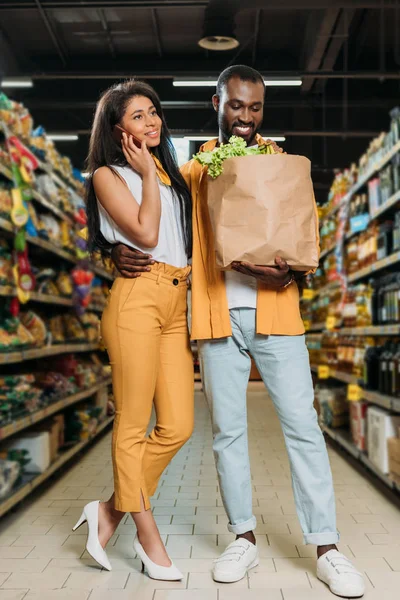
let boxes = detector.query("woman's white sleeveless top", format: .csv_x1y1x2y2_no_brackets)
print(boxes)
97,164,187,268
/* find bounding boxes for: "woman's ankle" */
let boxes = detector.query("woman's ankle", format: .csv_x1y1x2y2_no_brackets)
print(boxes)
101,500,124,524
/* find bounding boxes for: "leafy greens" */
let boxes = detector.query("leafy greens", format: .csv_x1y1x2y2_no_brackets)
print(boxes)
193,135,271,178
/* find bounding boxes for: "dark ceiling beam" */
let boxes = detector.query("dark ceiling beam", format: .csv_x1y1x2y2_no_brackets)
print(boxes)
151,8,163,57
73,128,379,138
33,0,68,67
252,9,261,66
0,1,398,9
98,9,117,58
0,24,20,76
315,9,356,92
22,99,396,110
26,69,400,80
301,8,341,93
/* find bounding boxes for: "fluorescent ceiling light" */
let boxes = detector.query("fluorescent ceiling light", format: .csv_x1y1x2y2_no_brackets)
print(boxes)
184,135,286,142
48,134,79,141
184,135,216,141
174,78,302,88
265,79,302,87
1,78,33,89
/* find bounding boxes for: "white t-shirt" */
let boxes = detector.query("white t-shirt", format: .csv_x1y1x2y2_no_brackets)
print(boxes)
225,270,257,309
97,164,187,268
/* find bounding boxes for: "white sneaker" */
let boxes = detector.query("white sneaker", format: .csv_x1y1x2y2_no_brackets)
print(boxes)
212,538,259,583
317,549,365,598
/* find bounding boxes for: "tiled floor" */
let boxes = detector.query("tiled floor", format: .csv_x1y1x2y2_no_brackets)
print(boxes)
1,386,400,600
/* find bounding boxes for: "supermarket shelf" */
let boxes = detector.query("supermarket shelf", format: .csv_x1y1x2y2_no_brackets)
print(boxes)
26,234,78,264
0,215,13,234
320,139,400,228
0,162,13,180
340,325,400,336
310,364,357,385
0,155,74,224
0,377,112,442
321,424,396,490
31,189,73,224
312,280,341,300
0,342,101,365
93,265,114,282
0,216,114,283
308,322,326,332
0,285,106,312
0,414,114,518
371,189,400,221
311,364,399,411
0,285,72,307
320,244,336,260
347,251,400,283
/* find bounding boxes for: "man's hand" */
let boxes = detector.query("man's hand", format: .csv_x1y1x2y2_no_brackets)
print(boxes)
111,243,154,278
231,256,292,290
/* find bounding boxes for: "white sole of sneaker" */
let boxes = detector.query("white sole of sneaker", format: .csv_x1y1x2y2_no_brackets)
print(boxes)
213,558,260,583
317,575,365,598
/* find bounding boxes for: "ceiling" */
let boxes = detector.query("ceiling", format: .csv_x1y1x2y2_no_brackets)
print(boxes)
1,0,400,199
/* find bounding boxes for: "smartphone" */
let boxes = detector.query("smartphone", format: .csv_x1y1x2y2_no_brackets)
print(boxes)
113,125,142,148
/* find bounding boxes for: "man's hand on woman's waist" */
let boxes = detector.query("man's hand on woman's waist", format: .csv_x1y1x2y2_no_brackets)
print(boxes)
111,243,154,278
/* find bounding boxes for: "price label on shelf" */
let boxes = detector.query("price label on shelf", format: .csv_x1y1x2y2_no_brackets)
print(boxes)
325,316,336,330
347,384,363,402
303,320,311,332
303,289,315,301
318,365,330,379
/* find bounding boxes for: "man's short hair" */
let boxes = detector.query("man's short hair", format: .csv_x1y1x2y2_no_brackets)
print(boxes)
216,65,265,97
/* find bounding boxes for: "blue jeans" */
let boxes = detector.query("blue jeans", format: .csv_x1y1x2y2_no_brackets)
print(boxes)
198,308,339,545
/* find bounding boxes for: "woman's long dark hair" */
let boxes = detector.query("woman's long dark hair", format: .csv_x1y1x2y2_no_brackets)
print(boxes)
85,79,192,257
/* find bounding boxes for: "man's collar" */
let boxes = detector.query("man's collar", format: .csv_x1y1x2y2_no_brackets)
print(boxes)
199,133,266,153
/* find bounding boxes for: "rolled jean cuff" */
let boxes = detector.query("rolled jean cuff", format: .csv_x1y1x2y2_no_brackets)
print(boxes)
227,516,257,535
303,531,340,545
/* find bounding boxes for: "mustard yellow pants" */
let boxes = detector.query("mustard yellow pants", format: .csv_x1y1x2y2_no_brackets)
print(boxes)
101,262,194,512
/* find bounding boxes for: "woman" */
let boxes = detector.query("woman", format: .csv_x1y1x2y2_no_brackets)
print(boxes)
73,80,194,581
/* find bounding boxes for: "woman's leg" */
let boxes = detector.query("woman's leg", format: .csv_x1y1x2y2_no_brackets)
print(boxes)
98,276,161,545
134,284,194,565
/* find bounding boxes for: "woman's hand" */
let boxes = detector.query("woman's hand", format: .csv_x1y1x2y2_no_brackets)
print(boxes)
122,133,156,179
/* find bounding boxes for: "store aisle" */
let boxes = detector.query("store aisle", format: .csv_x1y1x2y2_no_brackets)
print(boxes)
0,387,399,600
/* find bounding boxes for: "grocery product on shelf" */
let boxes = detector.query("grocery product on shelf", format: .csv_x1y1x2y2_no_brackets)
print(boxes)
306,106,400,491
315,383,349,428
0,93,115,519
367,407,400,474
349,401,368,451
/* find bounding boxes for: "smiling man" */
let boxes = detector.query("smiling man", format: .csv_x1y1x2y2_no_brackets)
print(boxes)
110,65,365,598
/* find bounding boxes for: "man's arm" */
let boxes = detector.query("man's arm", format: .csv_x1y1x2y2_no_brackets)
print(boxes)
110,244,154,278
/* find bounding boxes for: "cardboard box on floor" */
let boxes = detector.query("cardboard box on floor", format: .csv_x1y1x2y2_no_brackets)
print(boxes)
367,407,400,473
33,418,62,463
388,437,400,483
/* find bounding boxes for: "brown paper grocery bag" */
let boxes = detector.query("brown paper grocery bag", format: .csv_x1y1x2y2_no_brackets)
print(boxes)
206,153,318,271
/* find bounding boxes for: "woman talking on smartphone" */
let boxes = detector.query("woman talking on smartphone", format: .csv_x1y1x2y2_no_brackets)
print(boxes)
73,79,193,581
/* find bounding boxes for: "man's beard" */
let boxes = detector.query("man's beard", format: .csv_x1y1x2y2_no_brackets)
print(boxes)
218,112,261,145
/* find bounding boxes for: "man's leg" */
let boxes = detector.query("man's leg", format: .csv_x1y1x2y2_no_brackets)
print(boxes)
249,331,339,547
244,313,364,597
199,310,254,536
198,310,259,582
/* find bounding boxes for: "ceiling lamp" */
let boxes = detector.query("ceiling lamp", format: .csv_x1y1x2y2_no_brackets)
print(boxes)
184,135,286,142
0,78,33,89
198,1,239,51
173,78,302,88
47,134,79,141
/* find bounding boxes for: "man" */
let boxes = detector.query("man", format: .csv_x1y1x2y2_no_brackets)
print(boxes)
111,65,365,598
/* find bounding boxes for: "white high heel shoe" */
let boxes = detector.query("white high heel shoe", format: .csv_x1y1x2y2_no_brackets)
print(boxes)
72,500,112,571
133,536,183,581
